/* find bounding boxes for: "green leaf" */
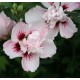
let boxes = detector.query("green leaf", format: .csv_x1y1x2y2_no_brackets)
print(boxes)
0,2,12,8
0,56,8,71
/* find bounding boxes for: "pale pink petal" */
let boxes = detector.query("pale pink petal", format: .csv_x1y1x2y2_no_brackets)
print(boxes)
61,2,80,11
11,22,29,42
42,6,55,22
26,22,48,54
0,11,16,29
47,21,60,40
0,12,8,39
21,54,39,72
7,20,16,35
54,2,60,9
28,22,48,41
41,2,54,8
47,27,59,40
0,11,16,39
0,13,5,27
41,2,59,9
59,17,77,38
0,25,7,39
3,40,22,59
0,11,11,27
39,39,57,58
25,6,46,24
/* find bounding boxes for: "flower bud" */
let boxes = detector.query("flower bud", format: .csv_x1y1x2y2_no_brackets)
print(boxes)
17,5,23,12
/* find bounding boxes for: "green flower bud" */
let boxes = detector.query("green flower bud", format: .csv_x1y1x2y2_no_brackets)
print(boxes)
13,3,17,10
17,5,23,12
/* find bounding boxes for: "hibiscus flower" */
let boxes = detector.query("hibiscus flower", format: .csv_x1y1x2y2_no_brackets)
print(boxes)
25,2,79,39
3,22,56,72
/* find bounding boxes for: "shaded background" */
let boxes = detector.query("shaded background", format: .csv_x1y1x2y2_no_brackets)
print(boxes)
0,2,80,78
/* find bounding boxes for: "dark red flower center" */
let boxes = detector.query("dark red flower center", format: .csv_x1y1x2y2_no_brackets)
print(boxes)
62,4,68,10
24,52,32,59
61,21,67,27
54,21,67,28
61,21,67,24
55,21,60,28
17,31,25,41
13,43,20,52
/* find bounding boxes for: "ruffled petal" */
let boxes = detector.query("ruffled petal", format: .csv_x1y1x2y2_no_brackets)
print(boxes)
11,22,29,42
0,11,16,39
0,11,11,27
21,54,39,72
26,22,48,54
59,17,77,38
41,2,59,9
41,2,54,8
3,40,22,59
39,39,57,58
47,27,59,40
61,2,80,11
28,22,48,41
25,6,46,23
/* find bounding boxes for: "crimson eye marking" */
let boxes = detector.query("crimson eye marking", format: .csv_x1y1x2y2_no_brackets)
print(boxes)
13,43,20,52
17,31,25,41
61,21,67,27
24,52,32,59
24,52,28,57
62,4,68,10
61,21,67,24
55,21,60,28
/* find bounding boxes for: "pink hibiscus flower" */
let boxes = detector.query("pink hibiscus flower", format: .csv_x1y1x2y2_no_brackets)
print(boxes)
3,22,56,72
25,3,78,39
0,11,16,40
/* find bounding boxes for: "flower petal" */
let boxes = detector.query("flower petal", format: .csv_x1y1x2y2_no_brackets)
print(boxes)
0,11,11,27
28,22,48,41
59,17,77,38
0,25,7,39
61,2,80,11
39,39,57,58
41,2,54,8
3,40,22,59
0,11,16,39
27,22,48,54
41,2,59,9
21,54,39,72
47,27,59,40
25,6,46,23
11,22,28,42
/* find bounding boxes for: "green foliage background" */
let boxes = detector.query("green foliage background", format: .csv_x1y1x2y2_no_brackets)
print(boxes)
0,2,80,78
